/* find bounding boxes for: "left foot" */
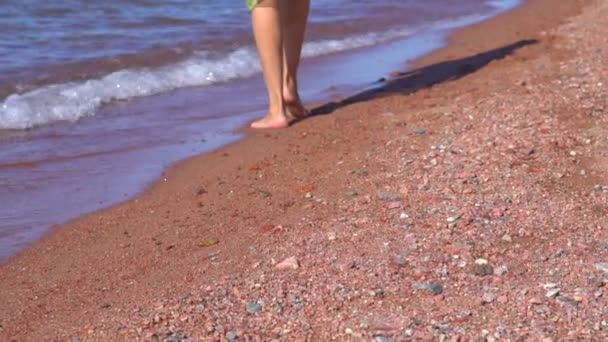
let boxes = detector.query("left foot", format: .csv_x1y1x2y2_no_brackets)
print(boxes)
250,115,290,129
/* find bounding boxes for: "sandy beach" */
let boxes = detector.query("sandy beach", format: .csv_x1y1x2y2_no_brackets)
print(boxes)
1,0,607,340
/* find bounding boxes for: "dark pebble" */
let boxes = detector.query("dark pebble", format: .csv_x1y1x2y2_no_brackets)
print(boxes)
472,263,494,277
413,282,444,295
246,302,263,313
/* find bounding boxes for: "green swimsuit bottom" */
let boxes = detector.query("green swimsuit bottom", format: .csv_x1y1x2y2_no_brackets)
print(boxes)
247,0,258,10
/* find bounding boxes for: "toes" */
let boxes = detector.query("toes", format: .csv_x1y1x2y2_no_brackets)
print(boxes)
250,117,289,129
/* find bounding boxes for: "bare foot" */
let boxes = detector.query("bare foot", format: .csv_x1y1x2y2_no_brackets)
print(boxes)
285,100,309,120
250,115,289,129
283,87,309,120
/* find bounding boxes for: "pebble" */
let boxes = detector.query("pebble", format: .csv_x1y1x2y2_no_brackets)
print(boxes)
388,201,401,209
378,192,400,201
543,283,559,290
546,288,560,298
556,296,578,308
193,186,207,196
472,259,494,277
275,257,299,270
375,335,391,342
413,282,444,295
482,293,496,304
493,265,508,276
346,190,359,197
226,331,237,342
446,213,463,224
501,234,513,242
392,255,407,267
256,189,272,198
246,302,262,313
414,128,426,135
594,262,608,274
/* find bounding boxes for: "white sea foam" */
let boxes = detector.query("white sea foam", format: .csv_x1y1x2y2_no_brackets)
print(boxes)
0,4,518,130
0,25,430,130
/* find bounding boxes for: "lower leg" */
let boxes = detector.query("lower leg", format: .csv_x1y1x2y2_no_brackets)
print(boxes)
251,0,289,128
282,0,310,118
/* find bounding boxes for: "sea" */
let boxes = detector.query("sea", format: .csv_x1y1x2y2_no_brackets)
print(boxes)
0,0,521,260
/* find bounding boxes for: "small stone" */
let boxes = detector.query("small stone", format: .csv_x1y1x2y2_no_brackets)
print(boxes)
472,260,494,277
573,293,585,302
327,232,337,241
375,336,391,342
345,328,354,334
494,265,508,276
595,262,608,274
275,257,299,270
99,302,111,309
447,213,463,224
392,255,407,267
256,189,272,198
556,296,578,308
482,293,496,304
378,192,400,201
304,192,313,199
546,288,560,298
414,128,426,135
198,239,220,248
399,213,409,219
413,282,444,295
193,186,207,195
501,234,513,242
246,302,262,313
388,201,401,209
346,190,358,197
543,283,559,290
226,331,237,342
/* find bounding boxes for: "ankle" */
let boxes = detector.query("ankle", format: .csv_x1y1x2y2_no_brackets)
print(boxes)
268,102,287,118
283,77,299,103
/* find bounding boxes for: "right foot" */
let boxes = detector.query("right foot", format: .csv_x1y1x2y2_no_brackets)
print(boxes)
283,87,309,120
285,99,309,120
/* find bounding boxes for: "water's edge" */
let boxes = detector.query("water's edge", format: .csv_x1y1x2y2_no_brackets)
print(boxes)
0,0,522,262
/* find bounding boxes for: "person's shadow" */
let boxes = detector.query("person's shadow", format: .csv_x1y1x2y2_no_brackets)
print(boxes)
307,39,537,117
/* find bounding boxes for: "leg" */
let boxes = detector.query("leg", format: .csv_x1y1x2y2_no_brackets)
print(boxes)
282,0,310,119
250,0,289,129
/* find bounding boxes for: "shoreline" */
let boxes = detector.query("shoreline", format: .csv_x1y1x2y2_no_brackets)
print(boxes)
0,1,520,262
0,0,601,339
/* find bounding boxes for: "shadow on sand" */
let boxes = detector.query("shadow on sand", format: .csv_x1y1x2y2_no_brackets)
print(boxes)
307,39,538,117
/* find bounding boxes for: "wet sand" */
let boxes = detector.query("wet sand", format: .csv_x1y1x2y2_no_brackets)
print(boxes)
1,0,605,340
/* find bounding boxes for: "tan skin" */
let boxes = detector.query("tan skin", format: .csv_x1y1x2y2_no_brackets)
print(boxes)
250,0,310,129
